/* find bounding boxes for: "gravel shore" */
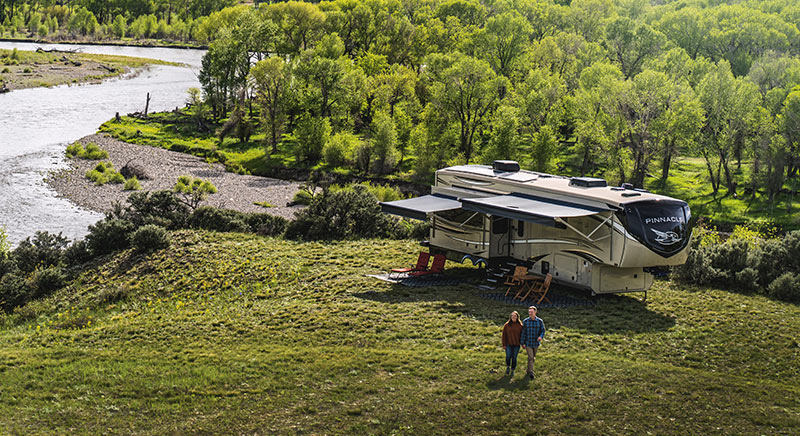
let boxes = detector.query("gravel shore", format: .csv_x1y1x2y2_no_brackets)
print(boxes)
47,134,305,220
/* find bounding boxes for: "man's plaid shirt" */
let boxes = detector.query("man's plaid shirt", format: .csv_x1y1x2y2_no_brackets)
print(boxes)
520,316,545,348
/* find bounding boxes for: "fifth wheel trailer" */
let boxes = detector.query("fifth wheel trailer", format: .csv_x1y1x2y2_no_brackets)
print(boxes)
380,160,692,295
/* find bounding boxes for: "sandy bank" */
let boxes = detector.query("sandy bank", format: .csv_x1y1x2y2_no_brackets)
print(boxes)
47,134,305,220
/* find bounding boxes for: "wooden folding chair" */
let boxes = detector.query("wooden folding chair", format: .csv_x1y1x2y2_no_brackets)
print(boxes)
503,266,529,296
518,273,552,304
391,252,430,278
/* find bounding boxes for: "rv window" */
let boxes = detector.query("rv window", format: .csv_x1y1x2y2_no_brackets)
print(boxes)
618,200,691,257
436,209,483,228
517,220,524,237
492,217,509,234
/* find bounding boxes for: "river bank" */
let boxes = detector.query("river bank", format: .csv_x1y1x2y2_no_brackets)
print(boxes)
0,47,177,91
47,134,304,220
0,36,205,50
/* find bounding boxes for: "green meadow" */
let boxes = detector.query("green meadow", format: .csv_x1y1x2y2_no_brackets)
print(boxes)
0,231,797,435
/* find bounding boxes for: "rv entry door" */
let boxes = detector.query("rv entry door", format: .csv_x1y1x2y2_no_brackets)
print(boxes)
490,217,510,257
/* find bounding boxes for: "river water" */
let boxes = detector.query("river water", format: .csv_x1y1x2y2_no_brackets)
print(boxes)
0,42,204,245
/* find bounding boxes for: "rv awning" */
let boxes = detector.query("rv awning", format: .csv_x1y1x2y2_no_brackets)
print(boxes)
380,194,462,220
460,194,611,224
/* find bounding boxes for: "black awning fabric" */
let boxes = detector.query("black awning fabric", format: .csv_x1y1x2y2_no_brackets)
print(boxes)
380,194,462,220
460,194,610,224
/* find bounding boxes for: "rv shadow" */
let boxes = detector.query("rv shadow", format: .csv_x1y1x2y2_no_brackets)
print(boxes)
355,272,675,335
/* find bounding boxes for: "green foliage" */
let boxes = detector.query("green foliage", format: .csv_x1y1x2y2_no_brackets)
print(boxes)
11,232,69,274
293,115,331,165
677,227,800,302
123,176,141,191
173,175,218,209
187,206,287,237
85,161,124,186
110,190,190,230
85,219,135,256
63,240,92,267
284,185,401,240
323,131,359,168
130,225,170,253
0,226,9,260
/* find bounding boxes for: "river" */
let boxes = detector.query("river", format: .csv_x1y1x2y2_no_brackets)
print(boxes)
0,42,204,245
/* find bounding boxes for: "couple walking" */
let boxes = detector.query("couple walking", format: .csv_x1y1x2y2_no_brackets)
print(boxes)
501,306,545,380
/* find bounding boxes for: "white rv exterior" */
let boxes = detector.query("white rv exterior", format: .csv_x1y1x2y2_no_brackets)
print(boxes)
380,161,692,294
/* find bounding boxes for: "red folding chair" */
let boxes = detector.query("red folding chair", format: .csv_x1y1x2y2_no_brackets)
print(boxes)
409,254,446,277
390,252,430,278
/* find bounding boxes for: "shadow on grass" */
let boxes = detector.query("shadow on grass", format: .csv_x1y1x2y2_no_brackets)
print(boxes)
486,373,533,391
355,267,676,335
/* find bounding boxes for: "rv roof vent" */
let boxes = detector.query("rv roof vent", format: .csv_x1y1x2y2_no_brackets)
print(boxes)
569,177,608,188
492,160,520,172
621,183,634,190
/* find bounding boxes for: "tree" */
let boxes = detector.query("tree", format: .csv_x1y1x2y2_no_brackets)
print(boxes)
370,111,398,174
295,34,348,118
112,14,126,38
426,53,506,163
198,29,250,119
779,86,800,179
605,17,666,79
268,0,325,56
474,11,532,77
697,61,761,196
250,57,292,155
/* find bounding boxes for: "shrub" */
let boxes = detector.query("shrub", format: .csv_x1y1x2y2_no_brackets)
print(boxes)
291,187,314,206
85,218,135,255
109,172,125,184
331,182,404,202
675,243,720,285
124,176,141,191
30,266,66,298
188,206,249,233
64,240,92,267
111,190,190,229
0,225,9,260
323,131,359,167
245,213,288,237
285,185,400,241
12,231,69,274
130,225,170,253
766,272,800,302
293,115,330,165
0,272,27,312
83,142,109,159
174,175,217,209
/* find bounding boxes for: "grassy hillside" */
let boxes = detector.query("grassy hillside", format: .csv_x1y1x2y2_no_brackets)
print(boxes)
0,231,797,435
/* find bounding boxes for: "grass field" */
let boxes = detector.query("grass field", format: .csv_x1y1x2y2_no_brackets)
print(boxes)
0,231,797,435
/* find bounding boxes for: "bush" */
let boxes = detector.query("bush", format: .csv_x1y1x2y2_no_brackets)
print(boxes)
285,185,401,241
323,132,359,167
245,213,288,237
85,218,135,255
30,267,66,298
110,190,190,229
291,187,314,206
188,206,249,233
66,142,108,160
130,225,170,253
293,115,331,165
12,231,69,274
0,272,27,312
174,175,217,209
766,272,800,302
124,176,141,191
64,240,92,267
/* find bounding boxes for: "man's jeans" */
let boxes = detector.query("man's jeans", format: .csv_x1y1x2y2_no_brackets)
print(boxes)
525,346,538,375
505,345,520,370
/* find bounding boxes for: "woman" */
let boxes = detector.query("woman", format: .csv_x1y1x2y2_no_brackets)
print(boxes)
502,311,523,377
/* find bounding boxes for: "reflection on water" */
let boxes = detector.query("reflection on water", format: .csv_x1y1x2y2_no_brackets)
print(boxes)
0,42,204,244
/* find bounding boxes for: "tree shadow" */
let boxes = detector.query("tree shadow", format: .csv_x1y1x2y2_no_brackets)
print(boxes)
354,267,676,335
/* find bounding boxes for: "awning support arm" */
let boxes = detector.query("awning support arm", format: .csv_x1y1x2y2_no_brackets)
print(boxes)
554,213,614,243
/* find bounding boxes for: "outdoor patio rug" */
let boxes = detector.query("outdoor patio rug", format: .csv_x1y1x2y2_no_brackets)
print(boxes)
367,274,464,288
479,292,597,308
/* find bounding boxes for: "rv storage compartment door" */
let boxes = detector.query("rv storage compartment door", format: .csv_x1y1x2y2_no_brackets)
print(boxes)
380,194,462,220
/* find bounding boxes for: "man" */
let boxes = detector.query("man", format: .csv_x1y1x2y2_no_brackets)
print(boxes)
520,305,545,380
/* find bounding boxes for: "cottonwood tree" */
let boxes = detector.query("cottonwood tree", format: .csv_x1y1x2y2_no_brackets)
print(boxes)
474,11,532,77
696,61,761,196
425,53,507,164
250,57,293,155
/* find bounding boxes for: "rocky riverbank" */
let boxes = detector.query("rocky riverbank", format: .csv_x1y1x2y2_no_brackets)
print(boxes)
47,134,304,220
